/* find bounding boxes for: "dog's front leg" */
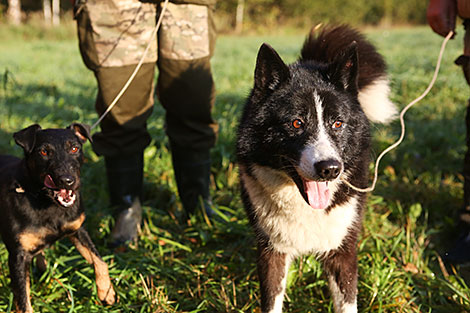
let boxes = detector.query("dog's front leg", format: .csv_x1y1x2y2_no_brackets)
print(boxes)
257,241,290,313
69,227,115,305
8,249,33,313
323,247,358,313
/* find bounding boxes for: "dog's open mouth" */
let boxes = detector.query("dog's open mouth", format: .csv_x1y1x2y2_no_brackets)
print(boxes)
44,175,76,207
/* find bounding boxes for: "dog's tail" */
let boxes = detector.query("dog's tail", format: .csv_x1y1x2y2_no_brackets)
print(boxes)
301,24,397,124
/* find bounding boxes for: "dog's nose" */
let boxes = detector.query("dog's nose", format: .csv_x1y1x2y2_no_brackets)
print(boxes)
315,160,342,180
61,176,75,186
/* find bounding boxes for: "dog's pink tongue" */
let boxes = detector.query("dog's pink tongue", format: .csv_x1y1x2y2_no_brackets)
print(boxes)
304,180,330,210
44,175,57,189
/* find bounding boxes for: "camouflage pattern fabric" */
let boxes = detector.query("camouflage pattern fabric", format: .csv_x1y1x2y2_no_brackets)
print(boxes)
82,0,212,66
159,2,210,60
76,0,218,156
85,0,158,67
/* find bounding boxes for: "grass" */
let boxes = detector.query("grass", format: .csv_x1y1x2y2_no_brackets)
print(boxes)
0,22,470,312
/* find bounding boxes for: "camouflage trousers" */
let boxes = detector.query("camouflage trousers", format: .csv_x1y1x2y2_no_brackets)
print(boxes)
76,0,218,157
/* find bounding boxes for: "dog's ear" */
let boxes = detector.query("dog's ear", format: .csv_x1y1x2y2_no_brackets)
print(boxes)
13,124,42,153
68,123,92,144
254,43,290,92
329,42,359,96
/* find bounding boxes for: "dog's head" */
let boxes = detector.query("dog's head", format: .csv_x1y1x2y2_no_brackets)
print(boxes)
237,44,370,210
13,123,92,207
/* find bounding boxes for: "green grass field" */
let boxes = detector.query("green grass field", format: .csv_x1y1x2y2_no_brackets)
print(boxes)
1,23,470,312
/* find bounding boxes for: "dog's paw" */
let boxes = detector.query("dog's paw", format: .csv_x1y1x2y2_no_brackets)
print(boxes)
98,284,116,305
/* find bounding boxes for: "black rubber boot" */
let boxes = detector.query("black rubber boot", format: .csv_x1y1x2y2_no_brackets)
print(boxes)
105,153,143,247
171,143,214,218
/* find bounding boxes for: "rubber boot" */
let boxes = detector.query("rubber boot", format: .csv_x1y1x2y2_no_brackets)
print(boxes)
105,153,143,247
171,143,214,219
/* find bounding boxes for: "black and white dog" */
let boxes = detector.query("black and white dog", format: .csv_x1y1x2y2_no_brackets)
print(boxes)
236,25,396,313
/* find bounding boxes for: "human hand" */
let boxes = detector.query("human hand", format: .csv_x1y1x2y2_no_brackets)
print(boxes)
427,0,457,37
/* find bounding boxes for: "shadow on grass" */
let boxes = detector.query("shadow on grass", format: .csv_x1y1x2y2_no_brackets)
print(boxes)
369,110,470,311
407,270,470,312
372,110,465,224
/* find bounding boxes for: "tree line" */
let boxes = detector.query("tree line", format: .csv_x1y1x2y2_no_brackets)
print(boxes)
1,0,428,31
219,0,428,32
2,0,70,25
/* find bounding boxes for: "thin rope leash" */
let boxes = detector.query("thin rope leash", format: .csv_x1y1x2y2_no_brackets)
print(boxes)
91,0,170,130
342,30,454,193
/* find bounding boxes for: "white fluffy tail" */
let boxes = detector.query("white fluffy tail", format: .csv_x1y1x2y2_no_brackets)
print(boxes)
358,78,397,124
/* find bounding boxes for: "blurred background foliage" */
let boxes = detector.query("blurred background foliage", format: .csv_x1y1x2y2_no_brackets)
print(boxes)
216,0,428,32
0,0,429,33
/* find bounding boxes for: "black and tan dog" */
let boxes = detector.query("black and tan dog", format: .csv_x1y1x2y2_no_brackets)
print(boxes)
0,124,115,313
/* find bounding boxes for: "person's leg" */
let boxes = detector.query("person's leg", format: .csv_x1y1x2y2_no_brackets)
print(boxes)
156,2,218,217
94,64,155,246
445,18,470,264
75,0,157,245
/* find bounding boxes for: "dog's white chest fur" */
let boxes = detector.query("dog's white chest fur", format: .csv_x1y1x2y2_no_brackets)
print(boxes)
241,165,359,256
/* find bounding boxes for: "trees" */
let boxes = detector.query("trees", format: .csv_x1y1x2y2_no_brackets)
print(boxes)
6,0,21,25
5,0,62,25
216,0,427,32
43,0,60,25
52,0,60,25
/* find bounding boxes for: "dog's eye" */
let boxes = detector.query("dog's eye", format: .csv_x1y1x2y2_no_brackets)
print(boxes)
40,148,48,156
70,146,79,154
332,120,343,129
292,119,304,129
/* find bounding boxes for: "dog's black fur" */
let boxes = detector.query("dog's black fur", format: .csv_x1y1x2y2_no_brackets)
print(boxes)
237,25,395,312
0,124,115,313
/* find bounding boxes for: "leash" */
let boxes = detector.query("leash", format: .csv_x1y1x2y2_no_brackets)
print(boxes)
343,30,455,193
90,0,170,130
